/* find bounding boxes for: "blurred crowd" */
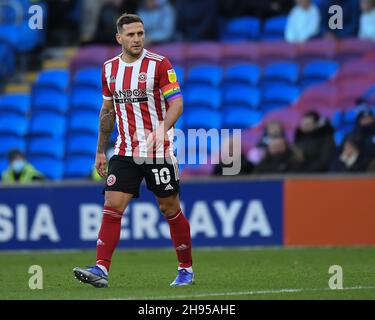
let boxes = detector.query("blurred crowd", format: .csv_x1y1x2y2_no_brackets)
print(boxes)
214,108,375,176
44,0,375,46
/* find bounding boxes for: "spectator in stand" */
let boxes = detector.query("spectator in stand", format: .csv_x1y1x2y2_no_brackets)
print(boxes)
245,0,294,21
175,0,218,41
92,0,126,44
254,136,303,174
213,135,254,176
137,0,175,44
351,109,375,160
321,0,360,39
330,133,369,172
359,0,375,41
248,120,286,165
1,150,45,184
294,110,336,172
285,0,321,43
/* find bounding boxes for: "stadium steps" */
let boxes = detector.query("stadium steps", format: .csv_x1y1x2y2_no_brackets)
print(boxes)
43,59,70,69
4,83,30,93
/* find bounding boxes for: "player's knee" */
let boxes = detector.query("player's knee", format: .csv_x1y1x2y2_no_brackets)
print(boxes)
104,196,124,212
158,199,180,216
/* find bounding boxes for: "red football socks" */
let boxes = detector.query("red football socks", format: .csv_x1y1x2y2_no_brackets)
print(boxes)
96,205,123,271
165,209,193,268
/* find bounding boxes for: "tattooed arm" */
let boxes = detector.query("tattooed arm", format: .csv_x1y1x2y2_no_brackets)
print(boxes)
95,99,116,178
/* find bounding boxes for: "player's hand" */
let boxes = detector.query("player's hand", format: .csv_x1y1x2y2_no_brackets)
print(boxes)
95,152,107,178
146,124,168,152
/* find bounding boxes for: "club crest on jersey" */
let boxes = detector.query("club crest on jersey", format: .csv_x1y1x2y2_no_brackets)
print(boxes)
107,174,116,186
110,75,116,83
167,69,177,83
138,72,147,83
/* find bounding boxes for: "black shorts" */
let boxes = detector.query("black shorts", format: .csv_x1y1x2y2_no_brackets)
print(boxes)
104,155,180,198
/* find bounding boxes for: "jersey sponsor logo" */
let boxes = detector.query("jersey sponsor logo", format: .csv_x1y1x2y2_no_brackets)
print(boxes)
114,89,148,103
167,69,177,83
138,72,147,83
106,174,116,186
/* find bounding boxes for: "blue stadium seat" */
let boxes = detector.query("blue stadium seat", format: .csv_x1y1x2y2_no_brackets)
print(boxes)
0,43,15,79
174,65,184,85
34,69,69,91
222,107,263,129
73,67,101,90
28,137,65,159
186,65,223,87
0,94,30,114
0,24,19,47
223,85,260,109
301,60,339,88
262,15,288,40
69,111,98,135
0,136,26,156
185,108,222,130
0,157,7,173
65,155,94,178
221,16,261,41
29,112,66,137
331,110,343,129
30,157,64,180
0,113,28,136
263,62,299,84
262,85,300,112
71,86,102,112
32,89,69,114
67,134,97,156
184,86,222,109
224,64,261,86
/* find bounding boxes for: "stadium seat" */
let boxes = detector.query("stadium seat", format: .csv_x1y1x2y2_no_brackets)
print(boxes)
184,42,222,65
65,155,95,178
336,38,375,63
71,86,102,112
258,41,297,65
301,60,339,89
0,24,19,47
224,64,261,86
184,86,222,109
0,157,7,173
262,85,300,112
0,94,30,115
28,137,65,159
32,89,69,114
34,69,70,92
263,62,299,85
173,65,184,86
69,111,98,135
295,83,338,110
29,113,66,137
186,65,223,87
30,157,65,180
0,114,28,136
297,39,336,61
0,136,26,156
185,108,222,130
149,43,186,64
221,43,259,65
331,110,343,129
222,107,263,129
335,60,375,82
262,15,288,40
0,43,15,79
73,67,102,90
221,16,261,41
66,134,97,156
222,85,260,109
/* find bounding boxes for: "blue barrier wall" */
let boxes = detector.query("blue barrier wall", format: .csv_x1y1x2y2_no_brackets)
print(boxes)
0,180,283,250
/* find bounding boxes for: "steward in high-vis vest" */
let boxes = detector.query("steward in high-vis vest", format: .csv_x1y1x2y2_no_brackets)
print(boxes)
1,149,45,184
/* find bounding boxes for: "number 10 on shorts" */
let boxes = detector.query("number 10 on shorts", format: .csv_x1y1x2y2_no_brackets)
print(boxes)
152,168,171,185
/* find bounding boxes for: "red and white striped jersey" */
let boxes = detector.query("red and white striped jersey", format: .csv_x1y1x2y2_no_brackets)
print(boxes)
102,49,182,158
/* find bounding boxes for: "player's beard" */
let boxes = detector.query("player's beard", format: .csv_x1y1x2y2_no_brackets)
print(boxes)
124,45,143,59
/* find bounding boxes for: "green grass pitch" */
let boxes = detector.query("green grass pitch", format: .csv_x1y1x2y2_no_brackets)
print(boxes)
0,247,374,300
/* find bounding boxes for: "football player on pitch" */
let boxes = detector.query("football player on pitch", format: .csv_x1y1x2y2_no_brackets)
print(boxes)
73,13,194,288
